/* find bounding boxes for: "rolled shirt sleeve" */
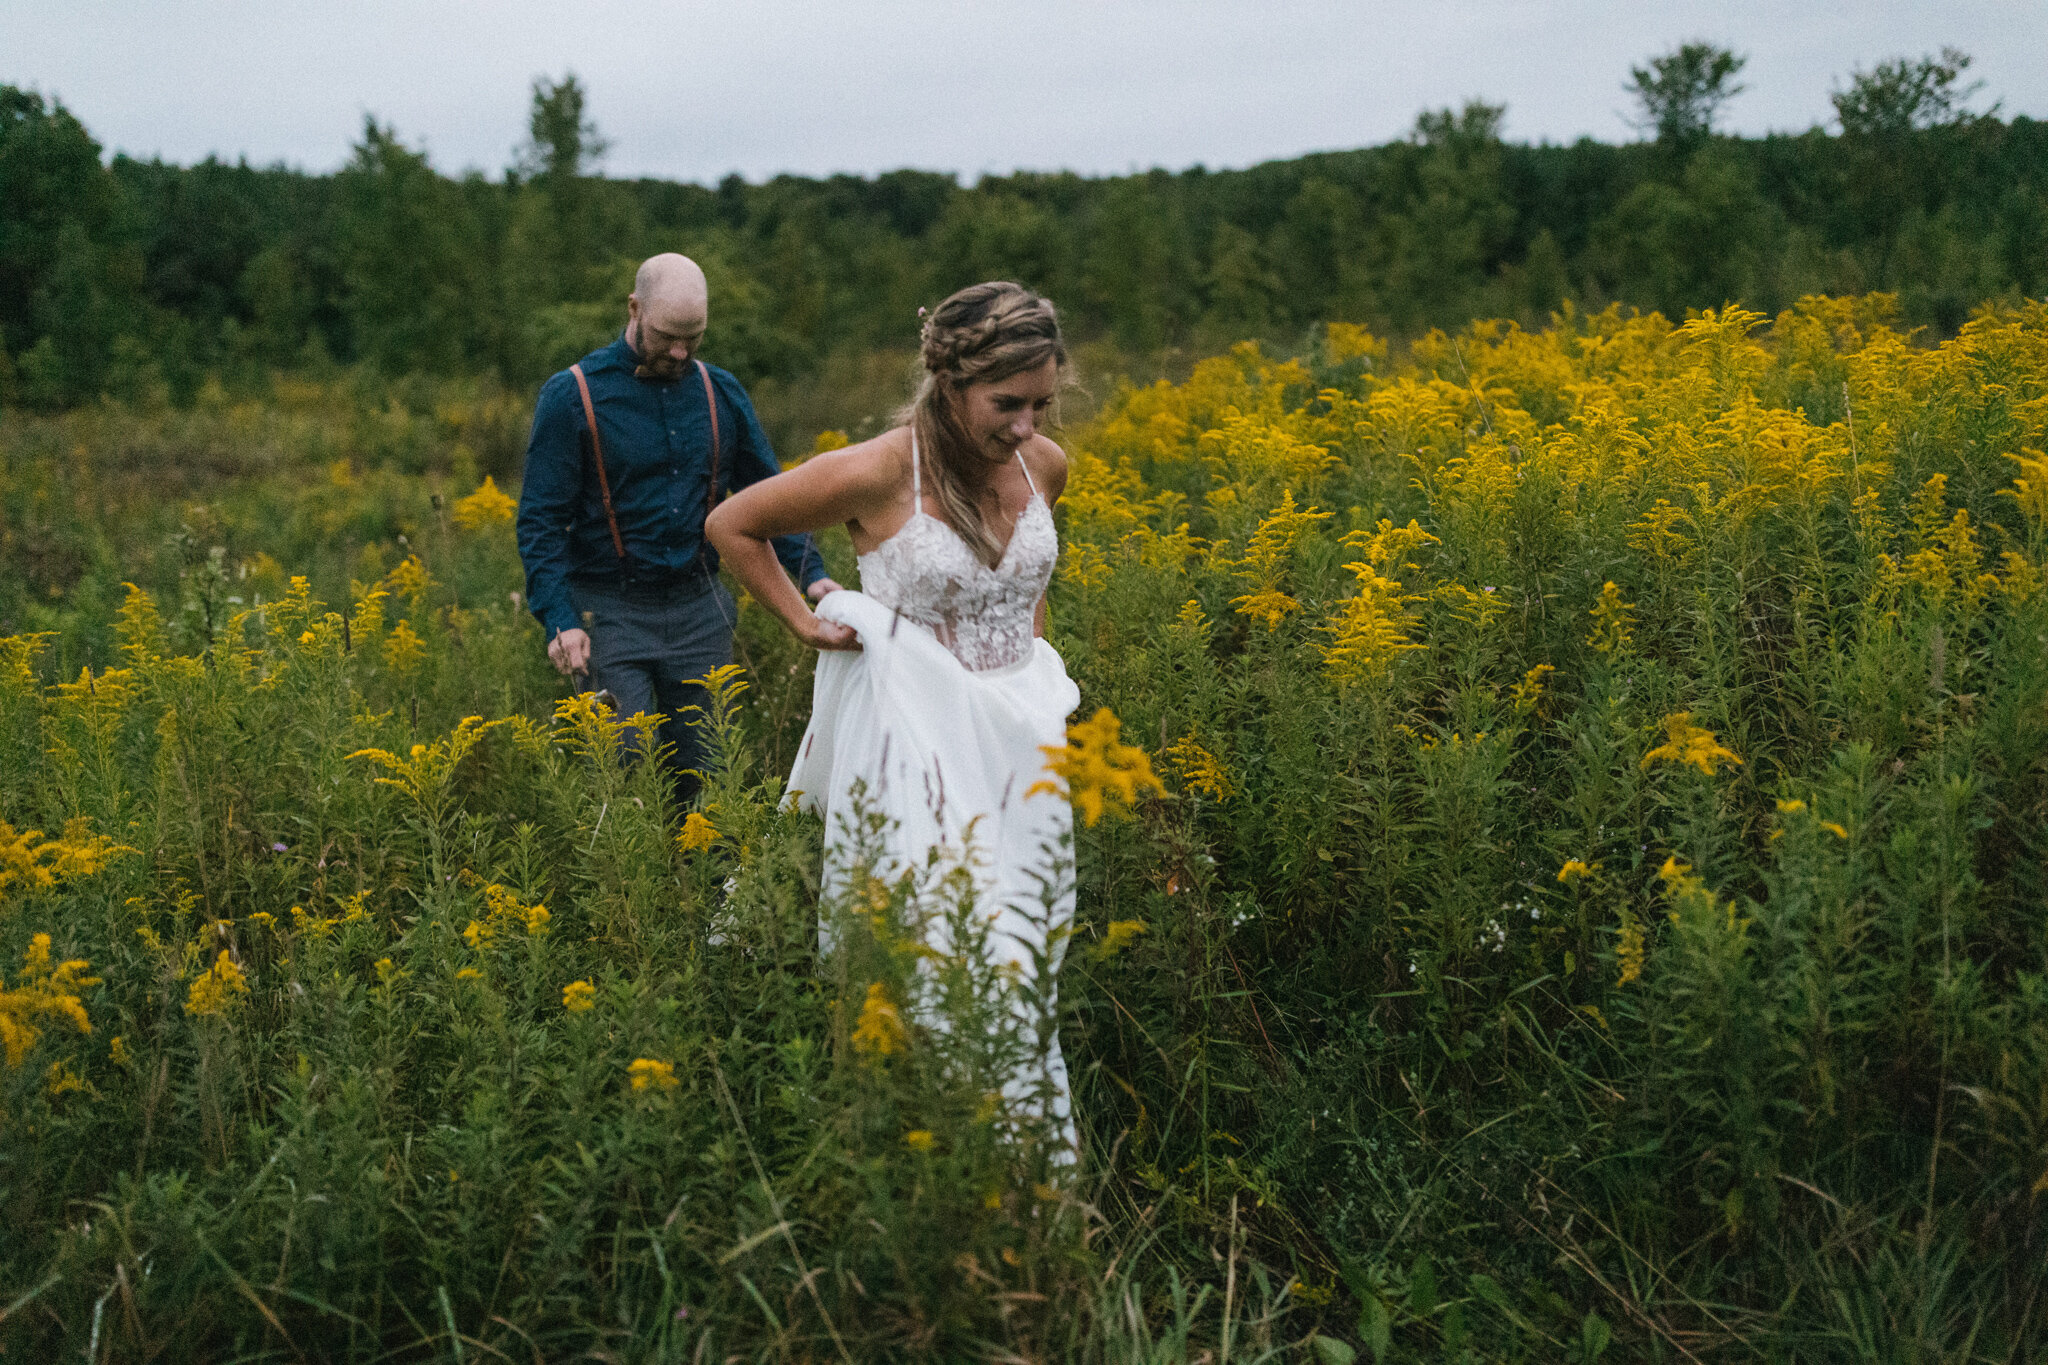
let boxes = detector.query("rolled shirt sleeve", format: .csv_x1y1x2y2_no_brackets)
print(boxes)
515,372,587,638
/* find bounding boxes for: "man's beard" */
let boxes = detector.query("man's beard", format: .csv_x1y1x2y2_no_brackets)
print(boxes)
630,322,685,381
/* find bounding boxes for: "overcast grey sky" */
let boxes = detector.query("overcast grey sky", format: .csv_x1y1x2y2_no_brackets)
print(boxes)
9,2,2044,183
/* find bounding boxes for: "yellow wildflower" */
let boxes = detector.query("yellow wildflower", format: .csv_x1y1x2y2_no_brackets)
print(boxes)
563,979,596,1012
348,716,502,817
1339,517,1439,572
628,1058,678,1091
46,1059,88,1097
1616,916,1646,986
1587,582,1635,657
1031,708,1166,827
1,816,135,901
1642,712,1743,776
184,950,249,1018
1229,588,1301,628
1821,821,1849,840
850,981,908,1057
677,812,720,853
115,582,163,662
458,883,549,952
349,585,388,644
109,1034,130,1066
1225,490,1332,628
812,429,851,455
2002,448,2048,529
455,967,483,981
1,934,100,1067
291,904,337,939
1775,798,1807,814
1093,919,1149,961
451,476,516,532
1557,860,1598,884
383,620,427,675
903,1129,936,1152
1162,735,1236,801
481,883,549,937
383,555,434,610
1324,321,1386,364
1511,663,1555,716
1322,560,1423,689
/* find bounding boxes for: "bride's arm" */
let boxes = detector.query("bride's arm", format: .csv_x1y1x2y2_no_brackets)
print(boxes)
1028,436,1069,639
706,438,900,651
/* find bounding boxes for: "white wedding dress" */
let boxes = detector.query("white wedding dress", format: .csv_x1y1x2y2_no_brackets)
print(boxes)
789,434,1080,1146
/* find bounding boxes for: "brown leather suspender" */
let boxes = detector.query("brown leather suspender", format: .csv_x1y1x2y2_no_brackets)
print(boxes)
569,362,625,560
568,357,722,562
695,358,721,520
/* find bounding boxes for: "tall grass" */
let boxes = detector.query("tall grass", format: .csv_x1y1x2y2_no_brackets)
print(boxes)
3,294,2046,1360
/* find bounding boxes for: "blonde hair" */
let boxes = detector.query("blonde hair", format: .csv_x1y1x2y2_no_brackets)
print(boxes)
903,282,1068,566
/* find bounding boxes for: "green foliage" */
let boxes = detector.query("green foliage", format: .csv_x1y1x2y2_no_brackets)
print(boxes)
4,274,2048,1357
1626,42,1749,147
1835,46,1989,139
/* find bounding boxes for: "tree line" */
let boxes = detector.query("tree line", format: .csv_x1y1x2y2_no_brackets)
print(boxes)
1,45,2042,410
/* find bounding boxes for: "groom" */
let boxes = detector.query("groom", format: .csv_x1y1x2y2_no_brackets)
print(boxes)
515,252,839,791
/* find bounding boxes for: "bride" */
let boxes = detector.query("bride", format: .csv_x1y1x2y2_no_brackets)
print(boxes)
705,281,1080,1146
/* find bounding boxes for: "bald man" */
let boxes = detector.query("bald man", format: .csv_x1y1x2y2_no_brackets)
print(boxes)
516,253,839,794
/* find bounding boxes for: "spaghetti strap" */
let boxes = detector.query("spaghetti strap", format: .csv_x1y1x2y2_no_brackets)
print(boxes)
910,430,924,514
1014,450,1040,499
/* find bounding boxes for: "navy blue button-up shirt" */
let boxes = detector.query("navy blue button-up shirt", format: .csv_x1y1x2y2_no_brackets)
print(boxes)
516,335,825,638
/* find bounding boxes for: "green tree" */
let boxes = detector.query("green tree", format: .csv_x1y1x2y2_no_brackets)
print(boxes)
1833,47,1986,138
1204,221,1280,334
1588,145,1777,318
504,77,600,361
0,87,135,405
1627,43,1747,149
1082,175,1196,350
1376,103,1514,332
515,72,606,187
933,190,1066,300
334,118,488,374
1271,175,1369,325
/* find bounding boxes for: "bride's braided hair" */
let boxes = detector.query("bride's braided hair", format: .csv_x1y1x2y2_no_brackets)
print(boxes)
903,282,1067,567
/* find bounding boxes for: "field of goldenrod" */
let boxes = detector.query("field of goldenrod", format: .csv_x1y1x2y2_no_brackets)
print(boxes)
3,296,2047,1360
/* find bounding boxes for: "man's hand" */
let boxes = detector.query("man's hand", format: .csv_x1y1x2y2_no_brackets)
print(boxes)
806,577,845,603
547,627,592,677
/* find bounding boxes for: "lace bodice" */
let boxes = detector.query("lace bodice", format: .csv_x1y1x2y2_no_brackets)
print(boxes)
857,435,1057,671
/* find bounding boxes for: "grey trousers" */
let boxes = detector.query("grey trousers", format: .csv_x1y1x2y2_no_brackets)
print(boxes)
572,574,736,789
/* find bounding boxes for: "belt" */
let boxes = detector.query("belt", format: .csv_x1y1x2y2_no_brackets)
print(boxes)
572,564,720,602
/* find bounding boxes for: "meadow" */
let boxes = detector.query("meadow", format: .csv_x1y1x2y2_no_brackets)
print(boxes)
3,294,2047,1361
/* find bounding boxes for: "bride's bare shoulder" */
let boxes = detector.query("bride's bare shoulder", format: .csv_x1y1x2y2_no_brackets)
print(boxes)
805,427,913,500
1021,434,1068,501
